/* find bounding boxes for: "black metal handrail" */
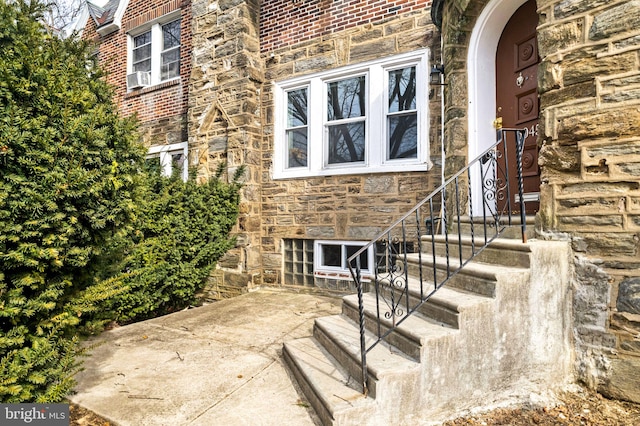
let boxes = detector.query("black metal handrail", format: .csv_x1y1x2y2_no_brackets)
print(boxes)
347,128,528,396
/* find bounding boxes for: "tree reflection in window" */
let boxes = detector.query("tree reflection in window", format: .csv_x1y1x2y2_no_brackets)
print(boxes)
387,66,417,159
286,88,308,168
161,20,181,80
327,76,366,164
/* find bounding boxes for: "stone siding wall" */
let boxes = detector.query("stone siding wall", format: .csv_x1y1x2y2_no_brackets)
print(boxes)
439,0,640,403
82,0,192,148
189,0,264,296
536,0,640,402
261,9,443,286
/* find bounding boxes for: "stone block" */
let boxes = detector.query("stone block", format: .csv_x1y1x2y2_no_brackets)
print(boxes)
613,162,640,179
558,214,623,229
540,80,596,107
351,28,384,44
306,226,335,238
554,0,610,20
572,232,639,256
363,176,396,194
561,182,639,196
589,1,640,41
350,38,397,63
538,20,583,54
262,252,282,269
294,55,336,74
599,356,640,404
582,140,640,161
617,277,640,314
347,226,382,240
539,144,580,172
538,60,563,93
558,107,640,141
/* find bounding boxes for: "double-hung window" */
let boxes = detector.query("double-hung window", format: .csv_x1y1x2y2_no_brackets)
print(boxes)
128,14,181,88
146,142,188,181
274,50,430,178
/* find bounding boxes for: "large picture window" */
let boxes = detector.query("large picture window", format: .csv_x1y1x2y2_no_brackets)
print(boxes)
128,14,181,89
274,50,430,178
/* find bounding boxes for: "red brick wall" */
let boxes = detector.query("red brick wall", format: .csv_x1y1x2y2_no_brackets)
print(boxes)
82,0,192,136
260,0,432,52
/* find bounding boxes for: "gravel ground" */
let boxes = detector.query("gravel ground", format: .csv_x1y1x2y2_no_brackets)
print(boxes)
70,386,640,425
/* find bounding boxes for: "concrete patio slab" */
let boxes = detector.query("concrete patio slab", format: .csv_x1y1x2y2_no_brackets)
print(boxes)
70,289,342,425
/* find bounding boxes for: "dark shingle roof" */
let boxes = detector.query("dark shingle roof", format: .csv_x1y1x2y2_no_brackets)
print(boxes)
87,0,121,27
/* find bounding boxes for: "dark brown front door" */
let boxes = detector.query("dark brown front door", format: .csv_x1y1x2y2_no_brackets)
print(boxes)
496,0,540,214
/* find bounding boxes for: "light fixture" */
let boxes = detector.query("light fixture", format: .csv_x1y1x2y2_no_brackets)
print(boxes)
430,64,445,85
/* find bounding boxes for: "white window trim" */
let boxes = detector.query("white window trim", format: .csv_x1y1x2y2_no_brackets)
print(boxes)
313,240,374,281
273,49,431,179
147,142,188,181
127,11,181,89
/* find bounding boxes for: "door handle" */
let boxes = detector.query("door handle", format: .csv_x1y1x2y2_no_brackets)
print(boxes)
493,117,503,129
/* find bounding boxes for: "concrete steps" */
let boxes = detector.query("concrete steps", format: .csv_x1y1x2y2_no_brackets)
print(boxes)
283,224,573,425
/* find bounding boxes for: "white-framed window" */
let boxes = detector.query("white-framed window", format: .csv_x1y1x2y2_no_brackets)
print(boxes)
146,142,188,181
128,13,181,88
313,240,374,280
274,49,431,179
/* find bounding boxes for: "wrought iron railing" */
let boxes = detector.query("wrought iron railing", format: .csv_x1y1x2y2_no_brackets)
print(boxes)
347,128,528,396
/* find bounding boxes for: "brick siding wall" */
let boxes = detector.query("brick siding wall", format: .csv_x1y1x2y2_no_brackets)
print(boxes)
82,0,192,146
260,0,433,52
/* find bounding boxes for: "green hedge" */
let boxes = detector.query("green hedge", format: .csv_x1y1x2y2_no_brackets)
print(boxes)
106,165,241,324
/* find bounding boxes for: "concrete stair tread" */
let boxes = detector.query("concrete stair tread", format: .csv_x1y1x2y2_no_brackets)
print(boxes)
406,253,527,278
343,293,458,343
404,277,493,310
422,234,532,253
315,315,420,379
283,337,375,420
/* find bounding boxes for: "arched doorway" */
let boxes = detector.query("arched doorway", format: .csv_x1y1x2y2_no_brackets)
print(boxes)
496,0,540,213
467,0,540,216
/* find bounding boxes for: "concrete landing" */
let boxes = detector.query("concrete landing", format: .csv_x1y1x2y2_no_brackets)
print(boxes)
70,289,342,425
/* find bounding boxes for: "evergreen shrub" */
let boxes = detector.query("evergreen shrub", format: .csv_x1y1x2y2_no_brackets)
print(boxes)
0,0,144,402
107,165,242,324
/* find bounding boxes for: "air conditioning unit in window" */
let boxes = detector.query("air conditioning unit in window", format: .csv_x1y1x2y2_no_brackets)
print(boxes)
126,71,151,90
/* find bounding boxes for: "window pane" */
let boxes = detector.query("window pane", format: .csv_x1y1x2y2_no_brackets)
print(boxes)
388,114,417,159
162,20,181,50
133,59,151,73
327,76,365,120
134,31,151,47
287,129,307,168
322,245,341,267
170,152,185,174
328,122,365,164
161,48,180,80
388,67,416,113
133,44,151,63
145,156,161,174
346,245,368,270
287,88,307,127
286,88,308,168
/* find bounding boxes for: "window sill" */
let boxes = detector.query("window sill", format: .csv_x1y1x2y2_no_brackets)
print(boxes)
124,78,181,98
273,160,432,180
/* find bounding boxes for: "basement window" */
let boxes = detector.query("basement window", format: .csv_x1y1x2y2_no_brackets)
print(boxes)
314,240,374,281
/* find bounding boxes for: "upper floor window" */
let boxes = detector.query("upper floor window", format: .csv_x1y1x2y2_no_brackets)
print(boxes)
274,50,430,179
128,15,181,89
